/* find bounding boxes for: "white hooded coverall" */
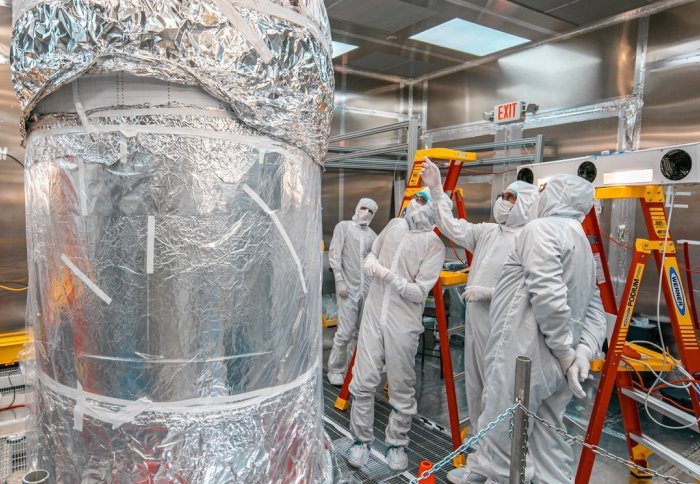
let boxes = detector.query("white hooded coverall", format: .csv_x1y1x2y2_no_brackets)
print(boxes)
432,180,538,436
470,175,607,483
327,198,378,380
349,203,445,447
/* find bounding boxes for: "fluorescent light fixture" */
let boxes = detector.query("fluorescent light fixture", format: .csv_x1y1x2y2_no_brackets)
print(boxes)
332,41,358,59
410,18,529,56
603,169,654,185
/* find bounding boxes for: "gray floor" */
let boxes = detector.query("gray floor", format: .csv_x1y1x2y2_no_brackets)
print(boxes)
323,326,700,483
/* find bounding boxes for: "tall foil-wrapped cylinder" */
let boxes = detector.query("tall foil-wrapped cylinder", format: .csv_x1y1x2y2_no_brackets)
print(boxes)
12,0,333,481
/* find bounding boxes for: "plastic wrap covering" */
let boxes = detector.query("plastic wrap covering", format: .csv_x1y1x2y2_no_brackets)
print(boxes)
11,0,334,163
23,86,328,481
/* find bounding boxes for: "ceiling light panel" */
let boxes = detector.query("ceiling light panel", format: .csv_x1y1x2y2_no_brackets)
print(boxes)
410,18,530,56
332,41,359,58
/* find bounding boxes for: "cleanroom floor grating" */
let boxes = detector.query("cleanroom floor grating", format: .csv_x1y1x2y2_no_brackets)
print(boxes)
323,380,453,483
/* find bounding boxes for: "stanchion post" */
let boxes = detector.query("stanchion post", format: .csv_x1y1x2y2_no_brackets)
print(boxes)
509,356,532,484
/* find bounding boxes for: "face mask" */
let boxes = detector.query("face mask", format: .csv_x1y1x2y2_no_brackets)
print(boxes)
405,199,422,216
356,209,372,226
493,198,513,224
406,204,435,232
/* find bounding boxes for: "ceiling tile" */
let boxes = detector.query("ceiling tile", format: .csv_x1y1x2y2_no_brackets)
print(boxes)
327,0,437,33
349,51,441,77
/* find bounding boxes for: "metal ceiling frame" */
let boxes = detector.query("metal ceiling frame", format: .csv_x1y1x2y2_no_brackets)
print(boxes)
331,0,694,85
411,0,693,83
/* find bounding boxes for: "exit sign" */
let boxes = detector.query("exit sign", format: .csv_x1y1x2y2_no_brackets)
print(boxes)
495,101,524,124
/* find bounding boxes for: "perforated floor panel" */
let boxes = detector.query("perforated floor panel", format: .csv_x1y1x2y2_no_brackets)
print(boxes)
323,380,454,483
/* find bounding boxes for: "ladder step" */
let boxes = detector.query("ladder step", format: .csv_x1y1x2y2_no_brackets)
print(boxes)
628,432,700,480
621,388,700,434
453,372,465,382
447,325,465,336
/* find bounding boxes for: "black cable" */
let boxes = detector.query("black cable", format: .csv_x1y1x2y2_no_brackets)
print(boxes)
5,154,24,168
0,370,20,411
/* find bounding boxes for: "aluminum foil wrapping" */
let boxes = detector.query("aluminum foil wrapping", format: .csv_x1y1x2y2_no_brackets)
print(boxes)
14,0,334,479
12,0,334,163
23,100,328,481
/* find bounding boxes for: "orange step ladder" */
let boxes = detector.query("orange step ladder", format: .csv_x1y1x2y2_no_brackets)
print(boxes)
576,186,700,482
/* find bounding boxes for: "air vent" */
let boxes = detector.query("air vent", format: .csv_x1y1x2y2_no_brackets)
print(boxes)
577,161,597,183
660,149,692,181
517,167,534,184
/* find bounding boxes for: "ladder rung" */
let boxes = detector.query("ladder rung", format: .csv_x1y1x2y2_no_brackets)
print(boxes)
620,388,700,434
628,432,700,480
453,372,465,382
447,325,465,336
459,416,471,427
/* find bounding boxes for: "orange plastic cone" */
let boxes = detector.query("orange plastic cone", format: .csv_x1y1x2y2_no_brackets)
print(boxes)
417,460,436,484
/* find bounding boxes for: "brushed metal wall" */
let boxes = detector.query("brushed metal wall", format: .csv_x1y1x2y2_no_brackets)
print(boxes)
5,3,700,328
0,160,27,332
425,21,638,131
0,58,27,331
641,3,700,148
321,169,395,248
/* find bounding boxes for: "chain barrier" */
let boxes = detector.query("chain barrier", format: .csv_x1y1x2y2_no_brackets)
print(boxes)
409,401,692,484
409,402,519,483
520,404,693,484
516,405,528,483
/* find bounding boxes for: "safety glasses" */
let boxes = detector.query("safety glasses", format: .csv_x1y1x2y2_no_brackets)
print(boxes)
411,194,428,205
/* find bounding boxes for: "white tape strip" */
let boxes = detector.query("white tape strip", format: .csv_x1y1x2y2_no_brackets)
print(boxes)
29,124,310,166
119,133,128,164
678,239,700,246
60,254,112,305
72,82,94,137
79,350,272,364
76,157,88,216
242,184,308,294
88,107,231,119
14,0,330,54
233,0,331,54
146,216,155,274
214,0,274,63
40,363,317,429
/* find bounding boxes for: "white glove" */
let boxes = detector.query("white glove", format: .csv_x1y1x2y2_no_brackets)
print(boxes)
461,285,494,302
363,256,379,277
375,264,391,280
335,279,348,299
563,345,593,399
420,157,442,191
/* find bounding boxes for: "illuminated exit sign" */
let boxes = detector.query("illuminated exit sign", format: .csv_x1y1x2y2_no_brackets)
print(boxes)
495,101,524,124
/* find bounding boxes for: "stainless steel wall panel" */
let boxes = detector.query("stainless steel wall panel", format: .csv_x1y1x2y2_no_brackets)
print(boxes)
646,1,700,63
321,169,394,248
0,160,26,333
641,2,700,149
523,117,621,161
425,22,637,130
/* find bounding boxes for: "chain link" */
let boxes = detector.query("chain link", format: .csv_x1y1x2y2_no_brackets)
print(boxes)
410,401,691,484
517,406,528,483
519,404,693,484
410,403,519,484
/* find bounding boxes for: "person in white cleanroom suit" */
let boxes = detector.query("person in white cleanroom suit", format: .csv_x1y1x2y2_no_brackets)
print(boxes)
419,158,538,484
347,188,445,472
327,198,379,386
463,175,607,484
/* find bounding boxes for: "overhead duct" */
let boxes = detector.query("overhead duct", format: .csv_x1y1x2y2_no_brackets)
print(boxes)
12,0,333,481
